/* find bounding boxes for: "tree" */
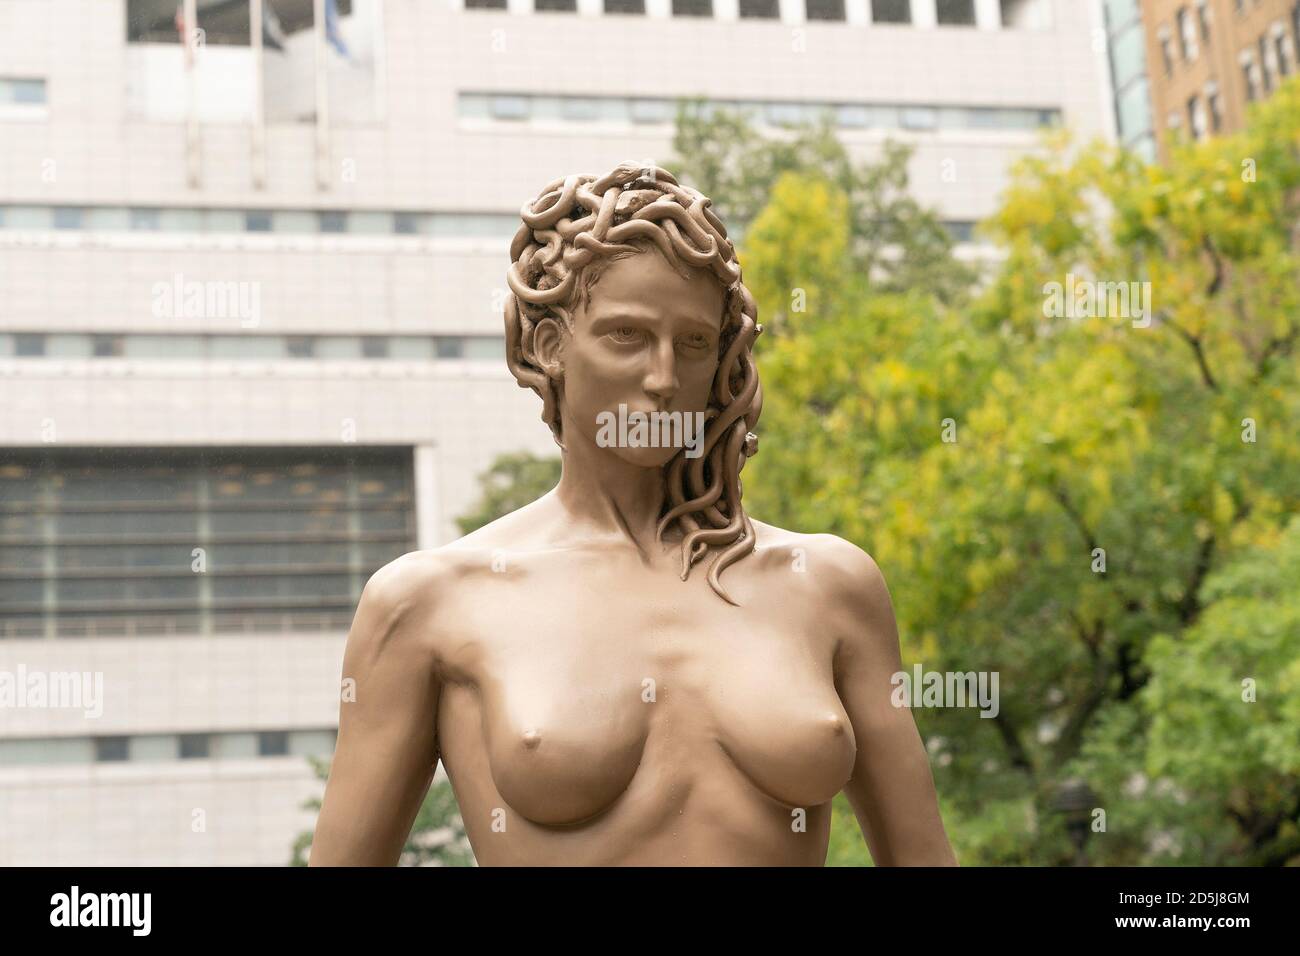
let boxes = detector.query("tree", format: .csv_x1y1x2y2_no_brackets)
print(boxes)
290,756,474,866
670,101,976,308
731,78,1300,864
455,451,562,535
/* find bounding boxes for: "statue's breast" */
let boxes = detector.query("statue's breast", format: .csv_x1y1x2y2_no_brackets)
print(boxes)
470,618,855,828
480,666,652,827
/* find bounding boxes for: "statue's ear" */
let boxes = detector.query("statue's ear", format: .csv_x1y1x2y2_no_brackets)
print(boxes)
531,316,565,380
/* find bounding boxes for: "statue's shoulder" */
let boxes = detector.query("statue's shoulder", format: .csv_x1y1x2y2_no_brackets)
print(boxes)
749,520,891,615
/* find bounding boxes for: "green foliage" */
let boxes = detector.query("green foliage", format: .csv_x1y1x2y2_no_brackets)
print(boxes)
291,755,474,867
728,78,1300,864
455,451,561,535
670,102,976,307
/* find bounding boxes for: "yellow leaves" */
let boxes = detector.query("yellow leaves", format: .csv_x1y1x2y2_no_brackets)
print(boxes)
1211,485,1236,528
966,559,995,593
1087,465,1112,505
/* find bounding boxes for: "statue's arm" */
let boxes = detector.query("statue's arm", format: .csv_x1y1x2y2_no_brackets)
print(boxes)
309,555,443,866
826,539,958,866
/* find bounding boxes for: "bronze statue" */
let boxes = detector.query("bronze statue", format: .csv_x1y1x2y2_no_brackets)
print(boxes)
310,161,957,866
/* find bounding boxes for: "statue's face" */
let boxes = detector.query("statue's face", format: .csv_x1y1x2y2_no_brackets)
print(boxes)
562,249,725,468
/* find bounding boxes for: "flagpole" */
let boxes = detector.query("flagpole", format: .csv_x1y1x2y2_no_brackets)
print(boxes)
251,0,266,189
314,0,330,190
184,0,199,188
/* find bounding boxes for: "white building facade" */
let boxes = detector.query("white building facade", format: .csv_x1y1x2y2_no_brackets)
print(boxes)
0,0,1111,865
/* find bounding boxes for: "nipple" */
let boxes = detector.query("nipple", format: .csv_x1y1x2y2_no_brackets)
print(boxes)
521,730,542,750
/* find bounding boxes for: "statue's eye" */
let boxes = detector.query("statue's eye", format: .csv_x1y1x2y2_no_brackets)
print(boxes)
678,333,711,351
608,327,642,344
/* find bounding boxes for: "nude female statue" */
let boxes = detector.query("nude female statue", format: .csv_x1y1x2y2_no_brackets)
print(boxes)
309,161,957,866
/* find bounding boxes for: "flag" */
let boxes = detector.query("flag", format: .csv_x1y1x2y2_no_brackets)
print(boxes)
325,0,350,60
263,0,287,52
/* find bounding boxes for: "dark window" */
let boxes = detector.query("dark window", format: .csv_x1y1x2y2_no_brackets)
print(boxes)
95,737,129,762
0,448,415,638
92,335,125,358
936,0,975,25
319,211,347,233
1259,36,1274,92
126,0,357,45
15,333,46,357
739,0,779,17
806,0,846,20
871,0,911,24
435,337,465,359
394,212,420,235
672,0,713,16
463,0,508,7
604,0,646,12
535,0,577,9
245,211,272,232
361,336,389,359
258,731,289,756
286,335,316,358
180,734,210,759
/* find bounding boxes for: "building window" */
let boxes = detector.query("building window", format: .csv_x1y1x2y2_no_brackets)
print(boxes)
671,0,713,15
604,0,646,11
245,211,273,232
258,731,290,757
1241,54,1261,101
0,449,416,639
489,94,529,120
1160,31,1175,74
1186,94,1207,140
1276,28,1294,76
92,334,125,358
0,76,47,105
463,0,508,8
318,211,347,233
95,737,129,762
180,734,211,759
1196,0,1211,43
130,208,161,230
1206,87,1223,131
535,0,578,9
14,333,46,357
361,336,389,359
1258,36,1275,92
871,0,910,23
285,335,316,358
53,207,84,230
738,0,779,16
936,0,976,26
1177,6,1198,60
807,0,847,21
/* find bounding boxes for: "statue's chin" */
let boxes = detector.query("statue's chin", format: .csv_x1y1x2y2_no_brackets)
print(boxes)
605,445,682,470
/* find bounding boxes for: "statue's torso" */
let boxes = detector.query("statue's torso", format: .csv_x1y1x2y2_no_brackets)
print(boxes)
429,529,858,865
